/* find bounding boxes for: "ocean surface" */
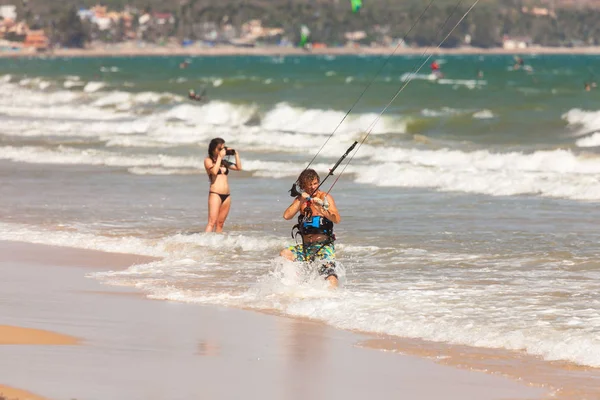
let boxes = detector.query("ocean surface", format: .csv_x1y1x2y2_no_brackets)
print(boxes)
2,53,600,368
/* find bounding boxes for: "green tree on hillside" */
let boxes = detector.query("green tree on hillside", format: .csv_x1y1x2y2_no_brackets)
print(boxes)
469,9,500,47
54,7,89,48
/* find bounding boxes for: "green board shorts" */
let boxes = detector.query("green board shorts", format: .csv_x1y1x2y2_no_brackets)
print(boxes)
288,242,337,279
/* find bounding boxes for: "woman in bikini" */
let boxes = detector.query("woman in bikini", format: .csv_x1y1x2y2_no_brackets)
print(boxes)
204,138,242,232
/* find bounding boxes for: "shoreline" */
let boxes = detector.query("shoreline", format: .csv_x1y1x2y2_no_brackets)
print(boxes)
4,44,600,58
0,326,79,346
0,385,47,400
0,240,548,400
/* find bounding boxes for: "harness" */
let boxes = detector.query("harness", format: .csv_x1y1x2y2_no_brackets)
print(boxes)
291,195,335,262
300,215,333,236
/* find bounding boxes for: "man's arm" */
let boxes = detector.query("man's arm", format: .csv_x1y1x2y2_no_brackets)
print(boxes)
318,194,340,223
283,197,303,220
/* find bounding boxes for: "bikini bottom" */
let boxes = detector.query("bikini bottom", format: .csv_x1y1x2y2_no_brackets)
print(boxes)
209,192,230,202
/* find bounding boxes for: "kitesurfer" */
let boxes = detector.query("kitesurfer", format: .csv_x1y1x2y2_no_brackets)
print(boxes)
280,169,341,288
189,88,207,102
430,60,443,79
513,56,525,70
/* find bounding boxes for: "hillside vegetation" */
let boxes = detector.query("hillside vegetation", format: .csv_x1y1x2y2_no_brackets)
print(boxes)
9,0,600,47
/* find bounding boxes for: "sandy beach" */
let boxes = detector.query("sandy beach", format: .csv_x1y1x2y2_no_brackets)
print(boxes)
0,240,552,400
0,326,79,346
3,43,600,59
0,385,47,400
0,325,70,400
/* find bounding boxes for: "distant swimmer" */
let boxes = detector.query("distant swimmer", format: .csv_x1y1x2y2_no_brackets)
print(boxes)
477,69,484,79
188,88,207,102
179,60,190,69
513,56,525,70
585,82,592,92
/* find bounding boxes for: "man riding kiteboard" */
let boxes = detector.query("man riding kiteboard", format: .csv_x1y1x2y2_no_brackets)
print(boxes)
280,168,341,288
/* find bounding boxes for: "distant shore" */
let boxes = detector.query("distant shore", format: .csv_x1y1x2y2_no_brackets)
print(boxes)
4,43,600,58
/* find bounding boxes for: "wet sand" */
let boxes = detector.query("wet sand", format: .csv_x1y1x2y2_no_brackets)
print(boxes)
0,385,47,400
0,240,548,400
360,337,600,400
0,326,79,346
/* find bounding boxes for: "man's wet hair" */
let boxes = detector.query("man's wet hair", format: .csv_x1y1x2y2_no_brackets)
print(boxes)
298,169,320,191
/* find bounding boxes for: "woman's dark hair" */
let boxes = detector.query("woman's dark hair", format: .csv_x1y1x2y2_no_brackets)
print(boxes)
208,138,225,161
298,169,320,191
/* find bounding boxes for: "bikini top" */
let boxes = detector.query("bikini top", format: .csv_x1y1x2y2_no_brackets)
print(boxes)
217,165,229,175
209,158,229,176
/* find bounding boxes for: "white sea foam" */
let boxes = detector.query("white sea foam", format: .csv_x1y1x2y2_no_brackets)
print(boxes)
100,66,120,73
92,91,177,109
576,133,600,148
0,145,204,168
563,108,600,135
64,80,85,88
353,147,600,200
0,81,404,143
19,77,52,90
261,102,404,135
473,109,495,119
4,140,600,201
0,222,164,257
164,101,257,126
400,72,438,82
566,108,600,147
437,78,486,89
421,108,465,117
84,81,106,93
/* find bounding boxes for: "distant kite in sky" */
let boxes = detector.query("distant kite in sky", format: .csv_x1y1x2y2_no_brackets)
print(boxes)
299,25,311,48
350,0,362,12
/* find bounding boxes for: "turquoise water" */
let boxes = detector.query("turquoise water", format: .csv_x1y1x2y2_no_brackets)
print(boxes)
2,54,600,147
2,54,600,369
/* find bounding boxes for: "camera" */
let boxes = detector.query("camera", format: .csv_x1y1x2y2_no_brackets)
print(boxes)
225,147,236,156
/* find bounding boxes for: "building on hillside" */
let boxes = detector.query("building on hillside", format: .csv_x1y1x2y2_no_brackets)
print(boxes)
521,6,556,17
121,12,135,39
344,30,367,43
77,8,95,21
3,20,28,41
153,12,174,25
0,17,15,40
23,30,49,51
235,19,284,46
0,5,17,21
540,0,600,8
0,38,22,51
91,5,108,18
502,35,532,50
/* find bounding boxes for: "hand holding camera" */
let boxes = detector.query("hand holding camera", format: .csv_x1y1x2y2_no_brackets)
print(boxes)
225,147,236,156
